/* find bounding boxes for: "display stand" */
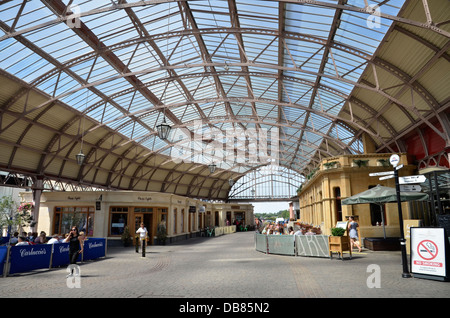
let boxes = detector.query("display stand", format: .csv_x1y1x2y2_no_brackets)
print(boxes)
410,227,449,282
329,221,352,260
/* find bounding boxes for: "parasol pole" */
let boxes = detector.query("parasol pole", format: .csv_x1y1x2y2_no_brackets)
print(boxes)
391,155,411,278
378,203,386,239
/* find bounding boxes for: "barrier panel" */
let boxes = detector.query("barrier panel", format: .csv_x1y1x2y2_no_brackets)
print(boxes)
296,235,329,258
255,234,267,253
2,238,107,276
215,227,224,236
255,234,331,258
0,246,7,276
83,238,106,261
9,244,53,275
267,235,295,256
51,243,81,267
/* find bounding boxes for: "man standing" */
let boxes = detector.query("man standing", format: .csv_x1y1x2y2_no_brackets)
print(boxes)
136,223,148,255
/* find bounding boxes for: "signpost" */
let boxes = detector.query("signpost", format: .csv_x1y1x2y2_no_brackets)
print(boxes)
369,155,431,279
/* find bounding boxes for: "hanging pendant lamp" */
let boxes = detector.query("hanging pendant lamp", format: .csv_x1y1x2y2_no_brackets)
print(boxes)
157,117,171,140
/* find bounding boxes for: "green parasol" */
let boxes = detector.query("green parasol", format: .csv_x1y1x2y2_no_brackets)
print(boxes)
342,184,428,238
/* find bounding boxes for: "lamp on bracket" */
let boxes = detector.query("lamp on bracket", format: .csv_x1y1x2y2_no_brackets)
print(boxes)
228,178,235,187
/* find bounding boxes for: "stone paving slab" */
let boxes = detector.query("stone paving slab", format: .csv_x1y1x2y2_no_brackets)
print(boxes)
1,232,448,302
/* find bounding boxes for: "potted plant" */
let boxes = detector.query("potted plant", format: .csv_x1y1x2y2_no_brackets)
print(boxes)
156,222,167,245
121,226,132,247
323,161,339,169
328,227,352,260
352,159,369,167
377,159,390,167
331,227,346,236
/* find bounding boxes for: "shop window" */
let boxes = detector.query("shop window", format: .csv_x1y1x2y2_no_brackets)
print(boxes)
334,187,342,222
173,208,177,234
370,203,386,226
369,185,386,226
181,209,185,233
53,206,95,236
110,207,128,236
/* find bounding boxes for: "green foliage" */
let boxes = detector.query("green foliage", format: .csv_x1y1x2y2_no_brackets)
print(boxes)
0,196,34,230
157,222,167,242
323,161,338,168
377,159,390,167
121,226,132,245
353,159,369,167
331,227,346,236
255,209,289,221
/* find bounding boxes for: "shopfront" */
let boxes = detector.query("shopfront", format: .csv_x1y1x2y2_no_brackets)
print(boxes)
20,191,254,244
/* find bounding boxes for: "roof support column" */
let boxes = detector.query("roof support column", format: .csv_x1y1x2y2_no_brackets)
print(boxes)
31,176,44,233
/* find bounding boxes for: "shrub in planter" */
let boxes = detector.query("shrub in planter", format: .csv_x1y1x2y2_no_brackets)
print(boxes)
331,227,346,236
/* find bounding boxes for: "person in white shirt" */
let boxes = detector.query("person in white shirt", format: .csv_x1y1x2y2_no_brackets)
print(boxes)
15,237,29,246
47,235,61,244
136,223,148,253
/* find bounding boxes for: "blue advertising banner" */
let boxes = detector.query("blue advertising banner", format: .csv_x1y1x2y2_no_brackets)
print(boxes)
0,246,8,276
83,238,106,261
51,243,69,267
9,244,52,274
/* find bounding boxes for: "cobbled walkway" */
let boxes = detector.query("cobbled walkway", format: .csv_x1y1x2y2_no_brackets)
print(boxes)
1,231,449,299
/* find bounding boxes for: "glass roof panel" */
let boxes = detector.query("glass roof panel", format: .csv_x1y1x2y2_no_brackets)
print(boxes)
0,0,415,190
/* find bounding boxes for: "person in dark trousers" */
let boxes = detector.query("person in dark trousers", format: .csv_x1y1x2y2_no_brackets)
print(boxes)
64,226,84,277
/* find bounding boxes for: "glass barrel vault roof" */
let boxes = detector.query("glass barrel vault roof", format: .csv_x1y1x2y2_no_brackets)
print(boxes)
0,0,449,200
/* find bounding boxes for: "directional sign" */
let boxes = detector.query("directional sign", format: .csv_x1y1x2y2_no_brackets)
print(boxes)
400,185,422,192
379,175,394,180
369,171,394,177
399,175,426,184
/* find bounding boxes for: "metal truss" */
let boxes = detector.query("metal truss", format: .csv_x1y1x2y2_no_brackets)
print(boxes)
0,0,448,200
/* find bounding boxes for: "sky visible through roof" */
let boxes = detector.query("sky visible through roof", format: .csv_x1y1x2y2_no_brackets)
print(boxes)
0,0,407,199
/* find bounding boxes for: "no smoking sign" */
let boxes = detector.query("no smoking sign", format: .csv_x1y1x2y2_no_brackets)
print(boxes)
417,240,438,260
410,227,449,280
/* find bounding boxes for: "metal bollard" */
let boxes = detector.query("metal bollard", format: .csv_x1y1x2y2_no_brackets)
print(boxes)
141,238,145,257
135,236,139,253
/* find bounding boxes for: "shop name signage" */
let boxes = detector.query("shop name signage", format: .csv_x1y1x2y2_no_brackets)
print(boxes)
68,196,81,201
19,247,47,258
137,196,152,201
88,242,103,249
59,245,69,253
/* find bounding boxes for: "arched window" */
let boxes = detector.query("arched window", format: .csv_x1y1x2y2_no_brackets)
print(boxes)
228,165,304,200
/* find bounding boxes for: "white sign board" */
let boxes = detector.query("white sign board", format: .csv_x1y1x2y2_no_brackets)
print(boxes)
369,171,394,177
399,175,426,184
400,185,422,192
410,227,448,281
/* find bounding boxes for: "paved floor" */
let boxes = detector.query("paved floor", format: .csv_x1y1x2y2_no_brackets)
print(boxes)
1,232,448,301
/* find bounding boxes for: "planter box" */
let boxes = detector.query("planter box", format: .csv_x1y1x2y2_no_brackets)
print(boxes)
328,235,352,260
364,237,401,251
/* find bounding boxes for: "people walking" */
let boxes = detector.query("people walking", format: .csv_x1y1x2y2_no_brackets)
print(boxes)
65,226,84,276
348,216,362,252
136,223,148,255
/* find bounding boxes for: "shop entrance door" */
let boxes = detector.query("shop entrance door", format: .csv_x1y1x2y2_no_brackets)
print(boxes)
133,213,153,245
134,213,144,246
